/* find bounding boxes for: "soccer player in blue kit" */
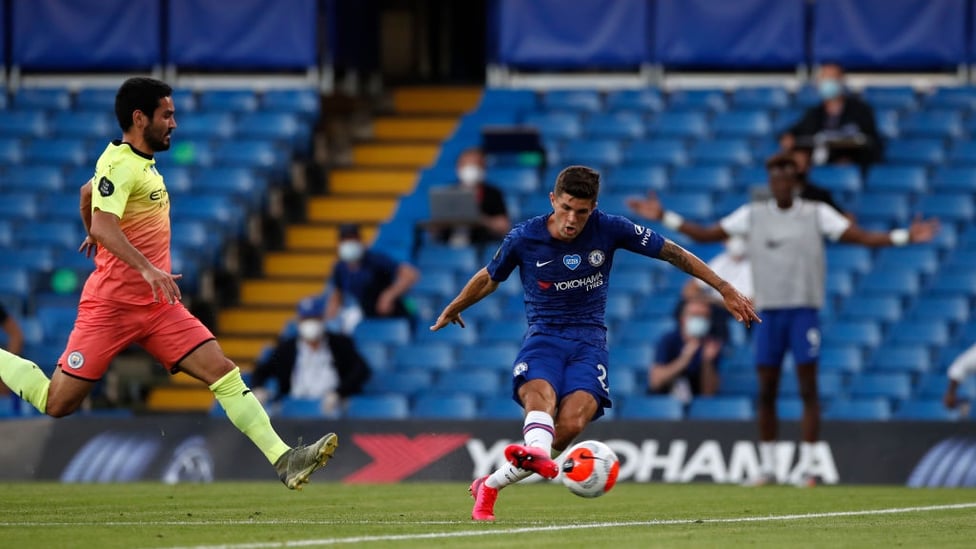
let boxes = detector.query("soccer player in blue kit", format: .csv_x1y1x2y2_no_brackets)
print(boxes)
430,166,759,520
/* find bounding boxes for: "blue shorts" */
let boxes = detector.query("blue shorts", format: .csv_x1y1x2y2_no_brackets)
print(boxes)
511,333,612,420
754,307,821,368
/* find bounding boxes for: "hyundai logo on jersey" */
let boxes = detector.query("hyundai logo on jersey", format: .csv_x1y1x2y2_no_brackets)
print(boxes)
563,254,582,270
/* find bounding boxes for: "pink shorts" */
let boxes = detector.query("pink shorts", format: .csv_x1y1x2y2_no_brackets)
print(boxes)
58,298,215,381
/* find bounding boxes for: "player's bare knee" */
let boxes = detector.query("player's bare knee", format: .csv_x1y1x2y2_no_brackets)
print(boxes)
45,400,78,418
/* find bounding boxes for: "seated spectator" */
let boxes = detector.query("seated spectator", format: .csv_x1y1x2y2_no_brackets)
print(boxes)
251,295,371,416
780,63,883,170
944,343,976,412
0,302,24,403
650,297,723,403
326,224,420,323
431,148,510,247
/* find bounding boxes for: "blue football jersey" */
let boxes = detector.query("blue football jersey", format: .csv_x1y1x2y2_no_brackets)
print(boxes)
486,209,666,345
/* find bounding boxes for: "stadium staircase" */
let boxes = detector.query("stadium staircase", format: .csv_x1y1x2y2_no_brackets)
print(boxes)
156,87,481,412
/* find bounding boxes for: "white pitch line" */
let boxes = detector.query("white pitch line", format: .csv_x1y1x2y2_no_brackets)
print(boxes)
152,502,976,549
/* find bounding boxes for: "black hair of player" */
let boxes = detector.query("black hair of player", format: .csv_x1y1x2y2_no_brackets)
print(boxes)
115,77,173,131
554,165,600,201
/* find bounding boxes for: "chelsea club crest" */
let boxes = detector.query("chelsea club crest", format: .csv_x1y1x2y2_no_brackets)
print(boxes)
588,249,605,267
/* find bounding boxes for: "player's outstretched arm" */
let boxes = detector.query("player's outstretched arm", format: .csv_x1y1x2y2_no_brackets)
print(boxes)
839,215,940,247
626,191,728,242
430,267,499,331
89,209,182,304
658,240,760,327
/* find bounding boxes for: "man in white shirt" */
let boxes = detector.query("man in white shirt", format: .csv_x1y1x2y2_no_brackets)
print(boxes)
944,345,976,410
628,151,938,487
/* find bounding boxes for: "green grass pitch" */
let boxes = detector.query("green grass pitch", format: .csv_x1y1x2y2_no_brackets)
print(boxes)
1,482,974,548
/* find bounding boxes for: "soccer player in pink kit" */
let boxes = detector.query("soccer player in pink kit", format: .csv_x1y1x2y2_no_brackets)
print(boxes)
0,77,335,489
432,166,758,520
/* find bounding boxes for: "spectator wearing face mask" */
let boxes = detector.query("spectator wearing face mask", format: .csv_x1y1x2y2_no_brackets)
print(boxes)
780,63,883,170
251,295,372,416
325,224,420,323
649,297,723,403
435,148,511,248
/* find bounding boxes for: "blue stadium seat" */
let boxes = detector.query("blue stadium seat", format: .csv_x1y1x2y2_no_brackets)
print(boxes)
393,343,455,371
616,319,674,344
354,318,411,345
605,89,663,112
75,88,118,111
4,165,65,193
849,373,912,400
433,371,502,397
868,346,931,375
561,140,623,167
453,110,519,138
734,166,768,190
479,395,524,419
261,89,319,117
865,166,927,193
523,112,582,140
711,111,771,138
932,167,976,192
899,112,963,139
875,109,900,139
174,112,235,139
873,247,940,276
486,166,540,194
853,192,910,225
172,89,198,112
25,139,87,167
52,112,114,140
838,295,902,324
688,140,752,167
543,90,602,113
279,397,326,418
860,86,918,111
609,270,653,295
194,167,260,202
16,221,83,249
199,89,259,112
720,373,758,397
0,138,23,164
916,373,975,399
0,194,39,221
818,345,863,374
885,139,946,166
362,370,432,396
908,296,969,324
731,87,790,110
411,394,478,419
793,86,822,108
605,166,668,194
608,344,653,373
237,112,303,141
164,139,214,167
583,112,645,140
773,108,803,133
886,320,950,348
6,248,56,271
214,140,282,170
660,192,715,220
479,319,528,344
414,322,477,345
857,269,919,298
618,396,684,420
917,194,975,224
667,89,727,112
625,140,687,166
0,269,31,297
649,112,709,139
822,321,881,348
825,245,873,275
687,397,753,420
824,398,891,420
0,111,47,138
928,272,976,296
809,165,862,194
924,87,976,111
416,246,478,273
457,343,519,370
777,398,805,421
171,195,243,228
345,395,410,419
669,165,733,193
825,271,855,298
893,399,958,421
409,271,457,300
948,141,976,165
604,294,634,323
358,344,390,372
14,88,71,110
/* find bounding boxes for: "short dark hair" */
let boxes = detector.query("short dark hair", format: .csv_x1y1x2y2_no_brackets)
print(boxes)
115,77,173,131
553,165,600,201
765,152,798,174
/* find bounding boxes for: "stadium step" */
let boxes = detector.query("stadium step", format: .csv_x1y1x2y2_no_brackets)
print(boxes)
240,279,325,306
145,386,214,412
306,197,398,223
219,307,294,336
392,86,482,115
283,224,377,251
218,336,273,364
329,169,417,196
372,117,458,141
352,143,440,168
264,251,337,278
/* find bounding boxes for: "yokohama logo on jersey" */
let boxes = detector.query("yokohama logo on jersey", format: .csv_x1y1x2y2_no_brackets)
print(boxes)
538,272,604,292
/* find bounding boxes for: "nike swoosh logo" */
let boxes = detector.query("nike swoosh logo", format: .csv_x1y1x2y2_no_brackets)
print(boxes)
536,260,554,267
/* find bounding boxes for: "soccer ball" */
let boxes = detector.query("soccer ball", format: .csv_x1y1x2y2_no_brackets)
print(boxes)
560,440,620,498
